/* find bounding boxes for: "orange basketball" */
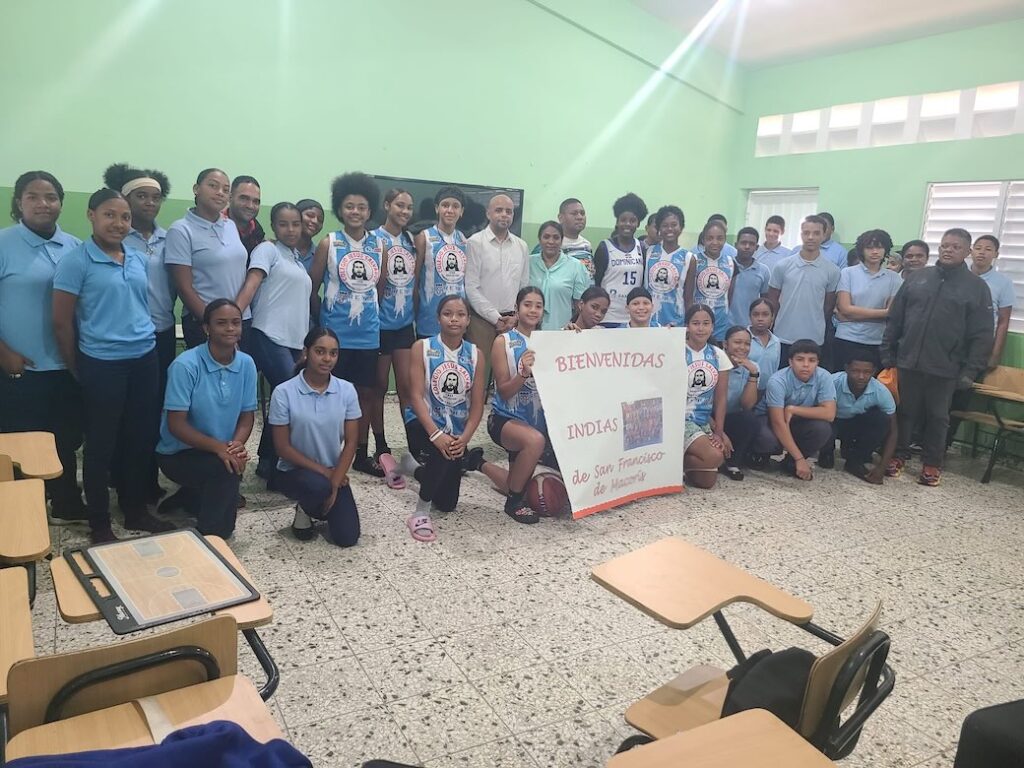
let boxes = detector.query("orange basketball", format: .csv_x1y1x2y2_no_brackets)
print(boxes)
525,470,570,517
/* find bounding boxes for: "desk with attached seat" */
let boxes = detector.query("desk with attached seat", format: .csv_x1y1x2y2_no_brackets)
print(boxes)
49,535,279,701
0,433,63,480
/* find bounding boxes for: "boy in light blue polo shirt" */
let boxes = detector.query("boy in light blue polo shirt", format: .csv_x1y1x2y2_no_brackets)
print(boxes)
752,340,836,480
820,354,897,484
729,227,771,327
768,216,841,347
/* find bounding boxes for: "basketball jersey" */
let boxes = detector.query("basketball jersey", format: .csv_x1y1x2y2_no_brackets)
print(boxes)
422,334,477,435
685,343,729,426
374,226,415,330
416,226,467,337
645,244,691,327
693,251,735,340
320,230,382,350
491,329,545,431
600,238,644,325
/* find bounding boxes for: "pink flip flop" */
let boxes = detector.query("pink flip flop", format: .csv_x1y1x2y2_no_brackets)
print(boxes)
406,515,436,543
378,452,406,489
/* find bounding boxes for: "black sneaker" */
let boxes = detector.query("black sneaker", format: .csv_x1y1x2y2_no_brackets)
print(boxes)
352,454,385,478
817,450,835,469
90,525,120,545
461,447,485,473
504,496,539,525
124,510,178,534
745,453,770,471
48,500,90,526
291,506,316,541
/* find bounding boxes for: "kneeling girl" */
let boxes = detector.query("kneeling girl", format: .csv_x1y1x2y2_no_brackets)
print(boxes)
269,327,362,545
400,295,485,541
489,287,551,525
683,304,733,488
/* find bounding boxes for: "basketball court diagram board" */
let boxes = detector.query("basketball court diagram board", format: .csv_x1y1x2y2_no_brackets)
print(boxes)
63,529,259,634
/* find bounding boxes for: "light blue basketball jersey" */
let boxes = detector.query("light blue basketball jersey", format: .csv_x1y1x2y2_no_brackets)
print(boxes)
685,343,725,426
693,251,735,340
490,329,545,430
422,334,477,435
320,230,382,350
645,244,691,327
374,226,416,331
416,226,467,337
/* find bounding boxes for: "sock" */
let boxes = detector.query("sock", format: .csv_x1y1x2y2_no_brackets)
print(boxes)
373,430,388,455
398,453,420,478
415,497,431,515
356,442,369,461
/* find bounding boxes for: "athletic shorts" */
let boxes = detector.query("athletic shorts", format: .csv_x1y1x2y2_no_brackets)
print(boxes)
379,325,415,355
685,420,712,451
333,348,378,389
487,412,559,470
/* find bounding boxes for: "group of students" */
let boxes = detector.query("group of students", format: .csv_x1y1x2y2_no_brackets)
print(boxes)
0,166,1012,546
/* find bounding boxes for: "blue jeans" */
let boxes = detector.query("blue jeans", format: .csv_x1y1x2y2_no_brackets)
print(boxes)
247,328,300,468
275,468,360,547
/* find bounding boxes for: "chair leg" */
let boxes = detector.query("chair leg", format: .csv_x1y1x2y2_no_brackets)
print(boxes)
981,430,1004,484
970,421,980,459
24,561,36,607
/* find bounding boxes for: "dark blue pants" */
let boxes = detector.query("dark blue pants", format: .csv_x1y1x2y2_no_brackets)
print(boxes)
724,409,760,463
157,449,239,538
78,350,159,528
827,407,890,466
753,414,834,458
275,468,360,546
247,328,300,469
0,369,83,514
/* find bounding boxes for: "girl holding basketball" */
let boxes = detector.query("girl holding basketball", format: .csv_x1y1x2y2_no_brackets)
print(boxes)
398,295,485,542
683,303,733,489
489,286,554,525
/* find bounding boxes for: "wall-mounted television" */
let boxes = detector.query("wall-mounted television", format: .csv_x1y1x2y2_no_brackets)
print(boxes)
368,174,525,237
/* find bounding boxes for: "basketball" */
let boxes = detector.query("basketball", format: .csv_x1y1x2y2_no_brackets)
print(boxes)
525,469,570,517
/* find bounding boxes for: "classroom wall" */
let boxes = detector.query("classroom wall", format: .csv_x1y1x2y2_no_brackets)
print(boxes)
730,20,1024,247
0,0,742,245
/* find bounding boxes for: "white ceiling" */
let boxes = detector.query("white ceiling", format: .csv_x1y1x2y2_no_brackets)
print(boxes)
633,0,1024,64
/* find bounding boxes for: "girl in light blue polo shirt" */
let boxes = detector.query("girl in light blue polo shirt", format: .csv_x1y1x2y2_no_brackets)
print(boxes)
52,189,172,544
103,162,174,505
721,325,762,482
165,168,249,350
269,327,363,545
834,229,902,370
747,297,782,390
156,299,258,539
0,170,86,521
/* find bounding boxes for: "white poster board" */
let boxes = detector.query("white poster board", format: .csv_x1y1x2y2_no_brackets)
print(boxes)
529,328,686,519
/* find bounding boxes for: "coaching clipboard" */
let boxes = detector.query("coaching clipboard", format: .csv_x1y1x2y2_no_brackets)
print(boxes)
63,528,259,634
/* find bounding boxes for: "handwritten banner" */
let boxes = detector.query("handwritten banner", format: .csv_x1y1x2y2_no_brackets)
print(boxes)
529,328,686,519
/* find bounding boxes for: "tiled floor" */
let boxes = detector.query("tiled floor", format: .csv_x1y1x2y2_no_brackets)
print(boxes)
32,400,1024,767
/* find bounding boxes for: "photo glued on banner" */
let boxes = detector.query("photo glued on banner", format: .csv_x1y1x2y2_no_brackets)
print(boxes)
529,328,686,519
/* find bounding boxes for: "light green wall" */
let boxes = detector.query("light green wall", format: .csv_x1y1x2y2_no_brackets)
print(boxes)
730,20,1024,246
0,0,740,241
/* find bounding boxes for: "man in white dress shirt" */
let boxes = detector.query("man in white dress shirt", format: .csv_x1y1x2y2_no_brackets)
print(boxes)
466,193,530,381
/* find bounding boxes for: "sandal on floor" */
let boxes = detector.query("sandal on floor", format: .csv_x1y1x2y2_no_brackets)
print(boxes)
378,453,406,490
406,514,436,542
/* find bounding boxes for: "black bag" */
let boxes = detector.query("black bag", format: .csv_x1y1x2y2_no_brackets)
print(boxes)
720,647,816,728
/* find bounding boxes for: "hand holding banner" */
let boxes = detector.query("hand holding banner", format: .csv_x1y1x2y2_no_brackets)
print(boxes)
528,328,686,519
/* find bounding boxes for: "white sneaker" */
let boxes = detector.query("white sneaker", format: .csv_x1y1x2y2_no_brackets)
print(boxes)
291,505,315,541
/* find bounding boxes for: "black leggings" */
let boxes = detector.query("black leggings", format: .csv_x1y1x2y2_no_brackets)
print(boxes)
724,409,760,465
406,422,462,513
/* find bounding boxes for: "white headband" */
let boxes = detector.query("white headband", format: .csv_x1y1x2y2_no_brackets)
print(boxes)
121,177,161,196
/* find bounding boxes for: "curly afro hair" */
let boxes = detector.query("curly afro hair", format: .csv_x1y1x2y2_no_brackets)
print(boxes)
330,172,380,220
612,192,647,221
102,162,171,196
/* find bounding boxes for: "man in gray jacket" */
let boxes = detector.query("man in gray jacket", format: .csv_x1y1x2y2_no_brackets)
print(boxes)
880,228,993,486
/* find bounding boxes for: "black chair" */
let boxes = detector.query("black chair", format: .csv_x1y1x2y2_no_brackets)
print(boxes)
954,700,1024,768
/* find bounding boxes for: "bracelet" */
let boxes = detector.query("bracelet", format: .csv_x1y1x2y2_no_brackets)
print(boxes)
749,372,760,378
428,429,444,443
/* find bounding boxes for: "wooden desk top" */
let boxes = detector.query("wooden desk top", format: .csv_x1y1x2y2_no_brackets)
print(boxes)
591,537,813,628
5,675,283,760
0,568,35,704
606,709,836,767
0,432,63,479
971,383,1024,404
0,479,52,563
51,535,272,630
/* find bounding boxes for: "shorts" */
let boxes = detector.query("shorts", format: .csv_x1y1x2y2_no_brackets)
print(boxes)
333,348,379,389
685,420,712,451
379,325,416,355
487,412,559,470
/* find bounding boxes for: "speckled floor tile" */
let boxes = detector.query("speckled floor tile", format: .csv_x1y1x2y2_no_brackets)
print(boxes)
518,708,631,768
474,662,592,733
289,705,418,767
424,736,540,768
274,656,383,729
359,637,468,702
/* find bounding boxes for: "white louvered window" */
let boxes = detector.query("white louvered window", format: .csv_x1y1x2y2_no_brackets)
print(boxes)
921,181,1024,333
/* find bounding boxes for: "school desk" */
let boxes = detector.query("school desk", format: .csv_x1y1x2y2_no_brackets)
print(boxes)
0,431,63,479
